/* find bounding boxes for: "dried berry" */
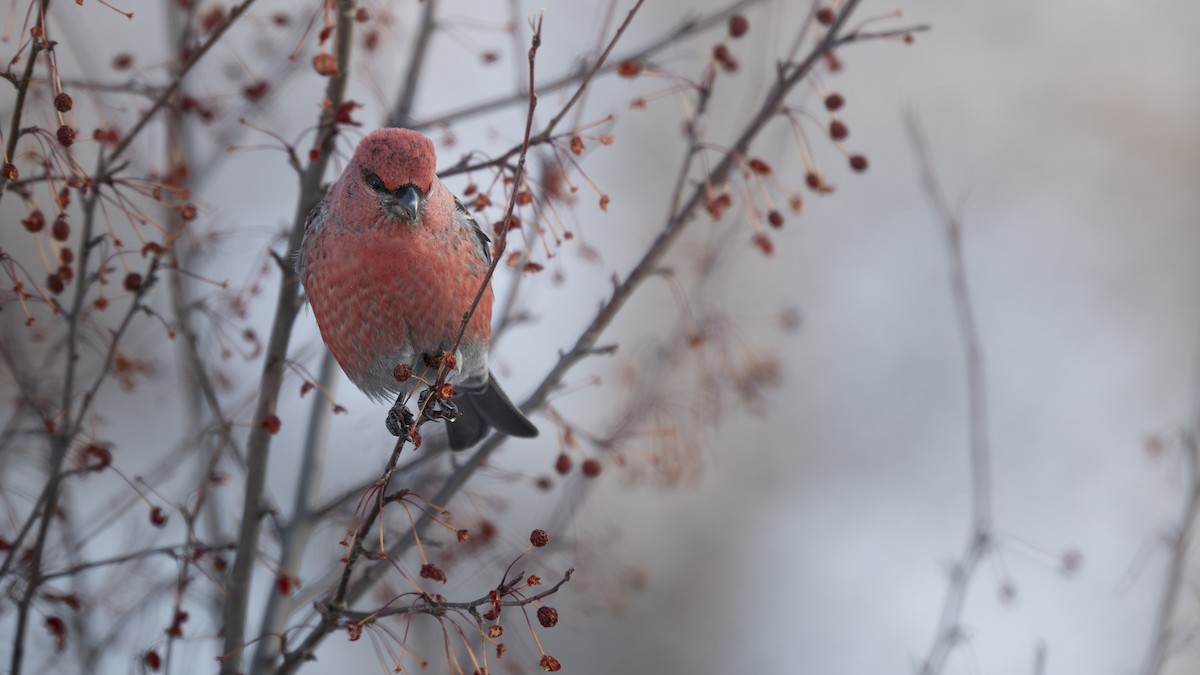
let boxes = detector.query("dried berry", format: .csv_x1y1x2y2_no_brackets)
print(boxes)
54,92,73,112
537,606,559,628
123,272,143,292
22,210,44,232
56,125,76,147
530,529,550,547
420,562,448,583
747,158,772,174
393,363,413,381
51,215,70,241
149,506,168,527
539,654,562,672
848,154,868,172
816,7,836,25
260,414,281,434
3,162,17,181
829,119,848,141
767,210,785,228
728,14,749,38
45,273,65,295
824,93,845,111
617,60,641,77
581,458,602,477
312,52,338,76
555,452,572,475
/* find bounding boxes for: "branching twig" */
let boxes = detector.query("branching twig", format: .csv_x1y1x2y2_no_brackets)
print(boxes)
411,0,764,134
907,114,994,675
1140,432,1200,675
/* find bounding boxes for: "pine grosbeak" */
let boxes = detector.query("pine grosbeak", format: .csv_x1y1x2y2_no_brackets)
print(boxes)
297,128,537,449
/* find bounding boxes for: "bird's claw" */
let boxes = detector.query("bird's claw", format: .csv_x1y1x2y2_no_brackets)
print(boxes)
385,404,415,440
417,389,461,423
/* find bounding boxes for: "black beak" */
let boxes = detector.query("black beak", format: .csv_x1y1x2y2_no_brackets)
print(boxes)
391,185,421,221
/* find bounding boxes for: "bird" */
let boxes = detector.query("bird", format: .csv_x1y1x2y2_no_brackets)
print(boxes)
296,128,538,450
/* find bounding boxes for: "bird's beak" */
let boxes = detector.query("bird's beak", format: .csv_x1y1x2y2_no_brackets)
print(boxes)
389,185,421,221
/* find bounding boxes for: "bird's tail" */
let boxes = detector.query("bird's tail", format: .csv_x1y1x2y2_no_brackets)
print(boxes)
446,371,538,450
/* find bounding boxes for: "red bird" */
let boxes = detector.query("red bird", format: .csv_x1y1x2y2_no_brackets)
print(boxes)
297,128,537,449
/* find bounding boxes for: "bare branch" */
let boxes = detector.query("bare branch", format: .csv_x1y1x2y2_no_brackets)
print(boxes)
906,113,994,675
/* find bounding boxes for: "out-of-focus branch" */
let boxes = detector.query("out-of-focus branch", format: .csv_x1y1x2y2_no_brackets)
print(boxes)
342,567,574,621
0,0,50,203
438,0,643,179
1140,431,1200,675
907,115,994,675
387,0,438,128
101,0,260,173
249,350,337,674
411,0,764,134
219,1,358,670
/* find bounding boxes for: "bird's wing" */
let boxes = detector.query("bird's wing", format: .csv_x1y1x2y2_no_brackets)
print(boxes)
453,194,492,266
292,196,329,277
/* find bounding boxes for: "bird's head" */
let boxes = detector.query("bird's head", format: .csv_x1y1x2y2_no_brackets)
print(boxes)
351,128,438,223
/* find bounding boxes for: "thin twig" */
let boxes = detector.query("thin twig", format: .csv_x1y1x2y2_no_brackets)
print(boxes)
1139,432,1200,675
411,0,764,134
438,0,644,180
0,0,51,203
343,568,574,621
387,0,438,128
907,114,994,675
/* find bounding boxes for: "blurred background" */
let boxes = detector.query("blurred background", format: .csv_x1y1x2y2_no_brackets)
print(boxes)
2,0,1199,673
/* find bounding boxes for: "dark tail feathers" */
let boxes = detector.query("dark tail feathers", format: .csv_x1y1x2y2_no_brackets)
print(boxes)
446,371,537,450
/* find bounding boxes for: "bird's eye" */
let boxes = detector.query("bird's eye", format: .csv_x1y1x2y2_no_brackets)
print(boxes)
366,174,385,191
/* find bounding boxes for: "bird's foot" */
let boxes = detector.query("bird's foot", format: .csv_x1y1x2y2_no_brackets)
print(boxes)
417,388,461,423
385,404,415,440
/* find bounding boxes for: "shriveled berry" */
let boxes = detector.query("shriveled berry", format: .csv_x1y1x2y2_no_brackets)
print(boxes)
45,273,65,294
420,562,448,583
51,216,70,241
537,605,559,628
22,210,44,232
728,14,749,38
123,272,143,292
555,453,572,475
617,60,641,77
57,125,76,147
530,529,550,547
393,363,413,381
539,654,562,672
581,458,602,477
54,92,73,112
312,52,338,76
